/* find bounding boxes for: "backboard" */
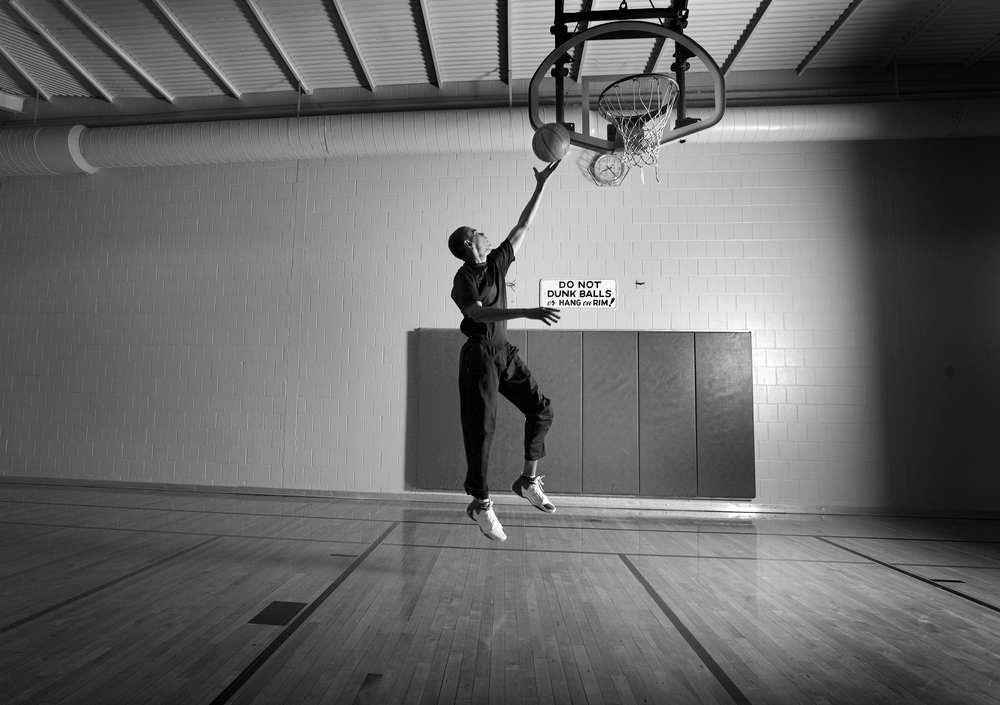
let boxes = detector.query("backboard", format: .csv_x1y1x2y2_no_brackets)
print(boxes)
528,7,726,156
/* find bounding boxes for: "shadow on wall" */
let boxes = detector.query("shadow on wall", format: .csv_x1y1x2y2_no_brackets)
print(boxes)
872,137,1000,512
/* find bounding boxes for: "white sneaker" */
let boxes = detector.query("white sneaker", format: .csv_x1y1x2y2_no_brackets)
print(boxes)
511,475,556,513
466,498,507,541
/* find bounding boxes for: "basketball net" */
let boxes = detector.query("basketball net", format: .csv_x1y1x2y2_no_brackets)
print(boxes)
598,74,679,183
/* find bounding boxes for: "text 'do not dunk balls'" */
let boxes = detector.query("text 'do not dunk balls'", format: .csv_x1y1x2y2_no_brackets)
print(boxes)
531,123,571,163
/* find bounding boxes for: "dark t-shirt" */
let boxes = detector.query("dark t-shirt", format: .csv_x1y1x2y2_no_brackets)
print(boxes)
451,239,514,343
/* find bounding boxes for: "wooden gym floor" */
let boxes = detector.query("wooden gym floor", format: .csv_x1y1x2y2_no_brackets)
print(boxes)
0,483,998,704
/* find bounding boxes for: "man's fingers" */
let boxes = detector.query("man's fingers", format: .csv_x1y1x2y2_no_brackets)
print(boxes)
539,307,560,325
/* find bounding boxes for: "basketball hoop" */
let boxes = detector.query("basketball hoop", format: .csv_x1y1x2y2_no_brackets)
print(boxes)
598,73,679,183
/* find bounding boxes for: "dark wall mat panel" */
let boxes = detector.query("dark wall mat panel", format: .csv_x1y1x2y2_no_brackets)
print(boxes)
415,329,465,490
415,329,525,492
638,332,697,497
582,331,639,495
525,330,583,494
695,332,755,499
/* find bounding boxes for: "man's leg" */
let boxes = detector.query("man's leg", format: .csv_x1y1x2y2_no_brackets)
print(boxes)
459,342,507,540
498,344,556,513
459,342,500,499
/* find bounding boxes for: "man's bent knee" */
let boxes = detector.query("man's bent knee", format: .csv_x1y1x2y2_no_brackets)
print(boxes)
534,397,554,424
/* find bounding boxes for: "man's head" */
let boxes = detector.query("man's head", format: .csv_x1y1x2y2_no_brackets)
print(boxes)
448,226,491,262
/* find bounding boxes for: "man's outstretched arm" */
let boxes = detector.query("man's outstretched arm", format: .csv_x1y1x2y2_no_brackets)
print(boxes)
462,303,560,326
507,160,561,256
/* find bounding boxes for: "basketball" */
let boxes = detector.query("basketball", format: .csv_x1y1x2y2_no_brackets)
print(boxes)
532,123,571,162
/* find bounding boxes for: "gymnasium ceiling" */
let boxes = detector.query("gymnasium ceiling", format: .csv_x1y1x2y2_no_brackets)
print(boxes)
0,0,998,128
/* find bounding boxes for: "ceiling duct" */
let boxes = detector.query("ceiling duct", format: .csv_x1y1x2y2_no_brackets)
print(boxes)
1,100,999,178
0,125,97,176
680,100,1000,143
77,110,532,169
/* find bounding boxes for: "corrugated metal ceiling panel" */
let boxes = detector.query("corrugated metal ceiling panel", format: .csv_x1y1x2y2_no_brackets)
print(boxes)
679,0,763,74
897,0,1000,66
254,0,361,90
424,0,498,84
806,0,944,70
164,0,292,96
732,0,852,72
72,0,225,98
23,0,154,98
510,0,581,81
0,0,995,125
0,65,21,96
0,4,92,97
338,0,430,87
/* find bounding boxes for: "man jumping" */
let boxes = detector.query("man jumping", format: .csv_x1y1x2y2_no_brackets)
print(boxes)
447,160,562,541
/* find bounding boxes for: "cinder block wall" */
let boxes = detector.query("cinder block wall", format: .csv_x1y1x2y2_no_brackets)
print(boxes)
1,137,997,511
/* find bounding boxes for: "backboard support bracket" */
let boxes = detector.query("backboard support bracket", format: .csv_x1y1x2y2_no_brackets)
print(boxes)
551,1,692,129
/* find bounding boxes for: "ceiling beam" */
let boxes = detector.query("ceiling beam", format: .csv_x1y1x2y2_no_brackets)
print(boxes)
797,0,867,75
60,0,174,102
570,41,588,84
0,38,51,101
963,31,1000,68
9,0,114,102
568,0,594,84
245,0,312,95
499,0,510,84
415,0,441,86
644,38,667,76
330,0,376,91
152,0,242,99
721,0,772,76
874,0,958,71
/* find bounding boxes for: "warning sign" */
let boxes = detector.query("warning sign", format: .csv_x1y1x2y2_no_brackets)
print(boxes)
539,279,617,309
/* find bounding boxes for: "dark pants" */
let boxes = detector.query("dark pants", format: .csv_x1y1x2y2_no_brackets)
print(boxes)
459,339,554,500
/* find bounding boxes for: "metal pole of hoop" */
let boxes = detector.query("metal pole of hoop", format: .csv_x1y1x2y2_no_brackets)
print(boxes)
552,0,570,130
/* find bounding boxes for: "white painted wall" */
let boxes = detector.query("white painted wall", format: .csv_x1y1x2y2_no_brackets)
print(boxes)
1,137,997,511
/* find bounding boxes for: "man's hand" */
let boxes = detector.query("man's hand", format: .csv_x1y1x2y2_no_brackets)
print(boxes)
533,160,561,187
526,307,561,326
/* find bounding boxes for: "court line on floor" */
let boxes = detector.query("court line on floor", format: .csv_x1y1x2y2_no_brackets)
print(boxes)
379,540,874,564
0,518,876,566
2,518,996,573
620,554,752,705
8,483,1000,526
208,521,400,705
895,563,1000,570
5,498,999,543
0,519,372,545
0,535,222,636
817,537,1000,615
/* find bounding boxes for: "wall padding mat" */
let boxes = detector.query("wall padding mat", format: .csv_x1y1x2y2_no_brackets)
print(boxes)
639,332,697,497
695,332,755,499
526,330,583,493
582,331,639,495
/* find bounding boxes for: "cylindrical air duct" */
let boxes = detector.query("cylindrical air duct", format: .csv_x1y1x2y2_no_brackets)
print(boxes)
681,100,1000,143
78,109,533,169
1,100,999,178
0,125,97,176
